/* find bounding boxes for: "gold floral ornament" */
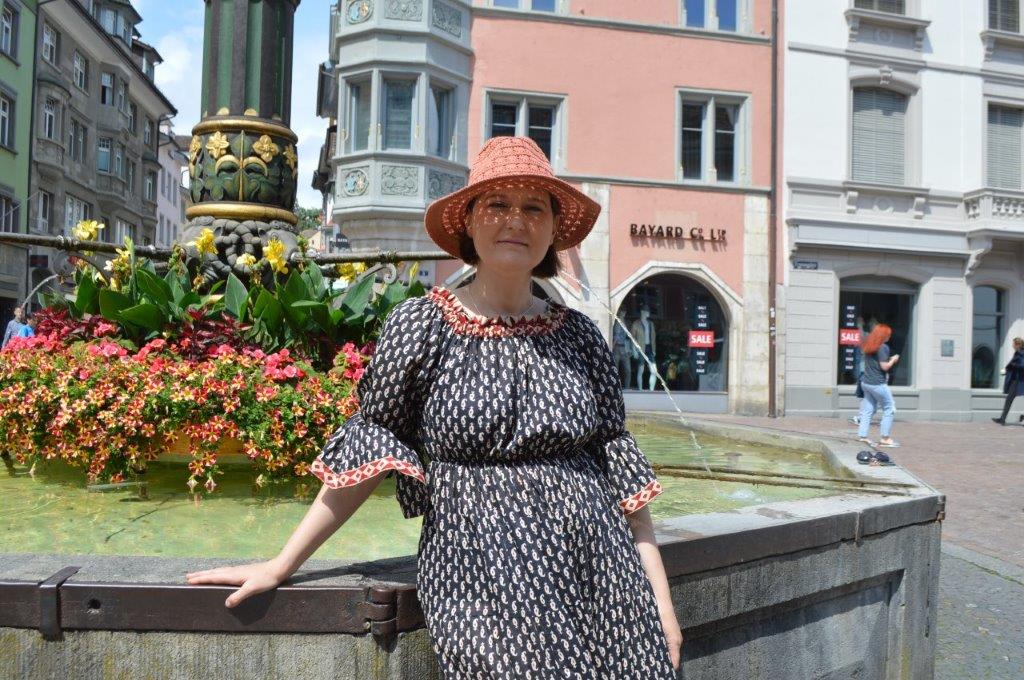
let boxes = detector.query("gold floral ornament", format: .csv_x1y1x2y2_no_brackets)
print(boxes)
264,238,289,274
253,135,280,163
335,262,367,283
189,228,217,257
205,131,230,160
188,136,202,163
72,219,105,242
283,144,298,176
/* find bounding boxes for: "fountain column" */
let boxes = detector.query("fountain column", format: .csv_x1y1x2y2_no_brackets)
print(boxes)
180,0,303,283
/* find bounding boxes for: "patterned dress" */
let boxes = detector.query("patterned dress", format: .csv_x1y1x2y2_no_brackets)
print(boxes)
312,286,673,679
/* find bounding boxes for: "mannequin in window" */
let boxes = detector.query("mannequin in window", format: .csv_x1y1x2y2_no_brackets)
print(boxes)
612,307,633,390
630,306,658,391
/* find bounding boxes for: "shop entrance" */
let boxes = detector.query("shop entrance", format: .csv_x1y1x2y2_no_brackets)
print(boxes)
616,273,728,393
837,276,916,387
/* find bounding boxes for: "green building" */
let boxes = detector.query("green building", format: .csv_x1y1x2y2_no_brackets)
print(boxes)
0,0,36,320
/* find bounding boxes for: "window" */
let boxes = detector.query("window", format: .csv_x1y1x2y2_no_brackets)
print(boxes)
142,54,154,80
383,79,415,150
346,80,371,152
73,51,88,91
101,72,114,105
990,0,1019,32
987,104,1022,189
126,160,136,195
112,219,135,245
0,94,12,148
116,79,127,113
487,95,562,161
972,286,1006,389
854,0,905,13
1,4,15,57
128,102,137,133
144,118,153,147
38,191,52,232
429,84,455,158
851,87,907,185
68,119,86,162
42,97,59,140
65,194,92,234
492,0,557,10
114,143,123,178
144,171,156,201
42,23,59,65
684,0,740,31
679,92,746,183
97,137,111,172
837,277,916,387
0,195,15,233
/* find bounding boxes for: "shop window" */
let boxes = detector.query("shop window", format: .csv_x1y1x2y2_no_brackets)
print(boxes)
383,79,415,150
851,87,907,185
990,0,1019,32
855,0,905,14
837,277,916,387
618,274,728,393
972,286,1006,389
486,92,562,163
679,92,746,183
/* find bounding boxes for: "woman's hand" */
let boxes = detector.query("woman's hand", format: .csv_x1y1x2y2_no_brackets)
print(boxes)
185,559,288,608
659,603,684,670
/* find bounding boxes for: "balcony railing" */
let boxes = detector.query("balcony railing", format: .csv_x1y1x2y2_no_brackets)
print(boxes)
964,188,1024,227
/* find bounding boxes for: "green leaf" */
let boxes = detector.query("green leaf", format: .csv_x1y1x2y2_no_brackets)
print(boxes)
135,269,173,308
302,264,326,298
75,274,99,316
98,289,133,322
225,274,249,319
306,303,333,333
284,271,310,305
118,303,163,332
340,273,374,318
253,289,284,331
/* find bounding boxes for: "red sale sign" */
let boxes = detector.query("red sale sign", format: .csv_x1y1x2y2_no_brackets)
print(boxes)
839,329,862,346
688,330,715,348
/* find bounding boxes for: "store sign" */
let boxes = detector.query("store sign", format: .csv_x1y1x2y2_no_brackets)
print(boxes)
688,330,715,348
630,224,727,242
838,329,862,346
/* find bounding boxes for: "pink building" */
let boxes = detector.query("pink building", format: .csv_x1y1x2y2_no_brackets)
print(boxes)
324,0,781,414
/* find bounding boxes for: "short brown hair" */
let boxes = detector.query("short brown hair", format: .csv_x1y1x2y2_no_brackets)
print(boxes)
459,195,562,279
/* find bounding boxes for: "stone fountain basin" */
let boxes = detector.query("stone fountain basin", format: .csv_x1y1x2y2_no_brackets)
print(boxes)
0,414,943,679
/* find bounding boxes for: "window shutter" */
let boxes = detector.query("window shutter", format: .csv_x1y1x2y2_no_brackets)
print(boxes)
987,104,1022,189
851,87,907,185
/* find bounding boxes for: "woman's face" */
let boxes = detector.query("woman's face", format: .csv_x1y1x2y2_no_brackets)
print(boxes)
466,186,558,275
1015,339,1024,351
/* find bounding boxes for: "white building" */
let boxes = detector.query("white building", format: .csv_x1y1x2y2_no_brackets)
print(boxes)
155,124,186,247
784,0,1024,421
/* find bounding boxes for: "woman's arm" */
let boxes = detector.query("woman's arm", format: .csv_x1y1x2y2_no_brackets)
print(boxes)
626,506,683,671
186,473,383,607
880,354,900,371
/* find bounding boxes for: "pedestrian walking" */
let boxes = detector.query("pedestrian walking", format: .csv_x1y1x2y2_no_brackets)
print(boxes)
992,337,1024,425
857,323,901,447
1,306,24,348
15,314,37,338
185,137,682,677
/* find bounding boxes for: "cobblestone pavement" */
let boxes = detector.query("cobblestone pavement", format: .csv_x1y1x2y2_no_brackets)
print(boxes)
937,549,1024,680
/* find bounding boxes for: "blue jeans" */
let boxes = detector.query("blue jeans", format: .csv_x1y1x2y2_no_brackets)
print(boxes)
858,381,895,439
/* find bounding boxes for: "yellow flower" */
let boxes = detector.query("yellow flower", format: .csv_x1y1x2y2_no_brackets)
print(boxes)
188,135,202,162
189,228,217,256
264,239,289,274
72,219,105,241
252,135,280,163
335,262,367,283
237,253,257,268
205,131,230,160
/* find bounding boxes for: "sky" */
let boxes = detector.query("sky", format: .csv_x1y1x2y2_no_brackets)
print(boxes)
132,0,330,211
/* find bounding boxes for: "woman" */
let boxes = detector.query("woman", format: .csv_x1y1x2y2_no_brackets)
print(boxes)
186,137,682,677
992,337,1024,425
857,323,900,447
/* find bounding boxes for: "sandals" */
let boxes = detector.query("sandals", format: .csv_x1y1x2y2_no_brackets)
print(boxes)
877,440,901,448
857,450,896,466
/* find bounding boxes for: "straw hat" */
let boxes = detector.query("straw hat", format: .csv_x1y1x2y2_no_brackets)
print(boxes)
424,136,601,258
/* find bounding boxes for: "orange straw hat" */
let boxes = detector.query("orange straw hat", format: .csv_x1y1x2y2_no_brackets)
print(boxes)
425,136,602,258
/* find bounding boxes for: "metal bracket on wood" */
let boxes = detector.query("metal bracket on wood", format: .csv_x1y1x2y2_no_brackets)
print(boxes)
39,566,80,640
358,586,398,637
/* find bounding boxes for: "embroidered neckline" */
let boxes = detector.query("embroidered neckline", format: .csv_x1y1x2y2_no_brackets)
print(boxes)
427,286,568,338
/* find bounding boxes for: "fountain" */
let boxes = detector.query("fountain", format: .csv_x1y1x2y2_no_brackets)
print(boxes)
0,1,943,677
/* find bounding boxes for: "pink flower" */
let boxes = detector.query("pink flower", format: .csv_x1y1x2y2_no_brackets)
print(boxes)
93,321,118,337
209,344,235,357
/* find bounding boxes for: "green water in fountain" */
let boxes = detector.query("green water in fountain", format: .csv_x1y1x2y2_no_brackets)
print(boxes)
0,419,835,561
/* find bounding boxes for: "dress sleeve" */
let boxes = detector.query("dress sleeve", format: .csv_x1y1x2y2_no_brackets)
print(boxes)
574,312,663,515
310,297,435,518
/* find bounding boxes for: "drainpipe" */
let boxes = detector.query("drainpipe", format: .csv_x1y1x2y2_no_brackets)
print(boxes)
768,0,780,417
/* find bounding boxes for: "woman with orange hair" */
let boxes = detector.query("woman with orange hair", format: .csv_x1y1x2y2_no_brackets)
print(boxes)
857,323,901,447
